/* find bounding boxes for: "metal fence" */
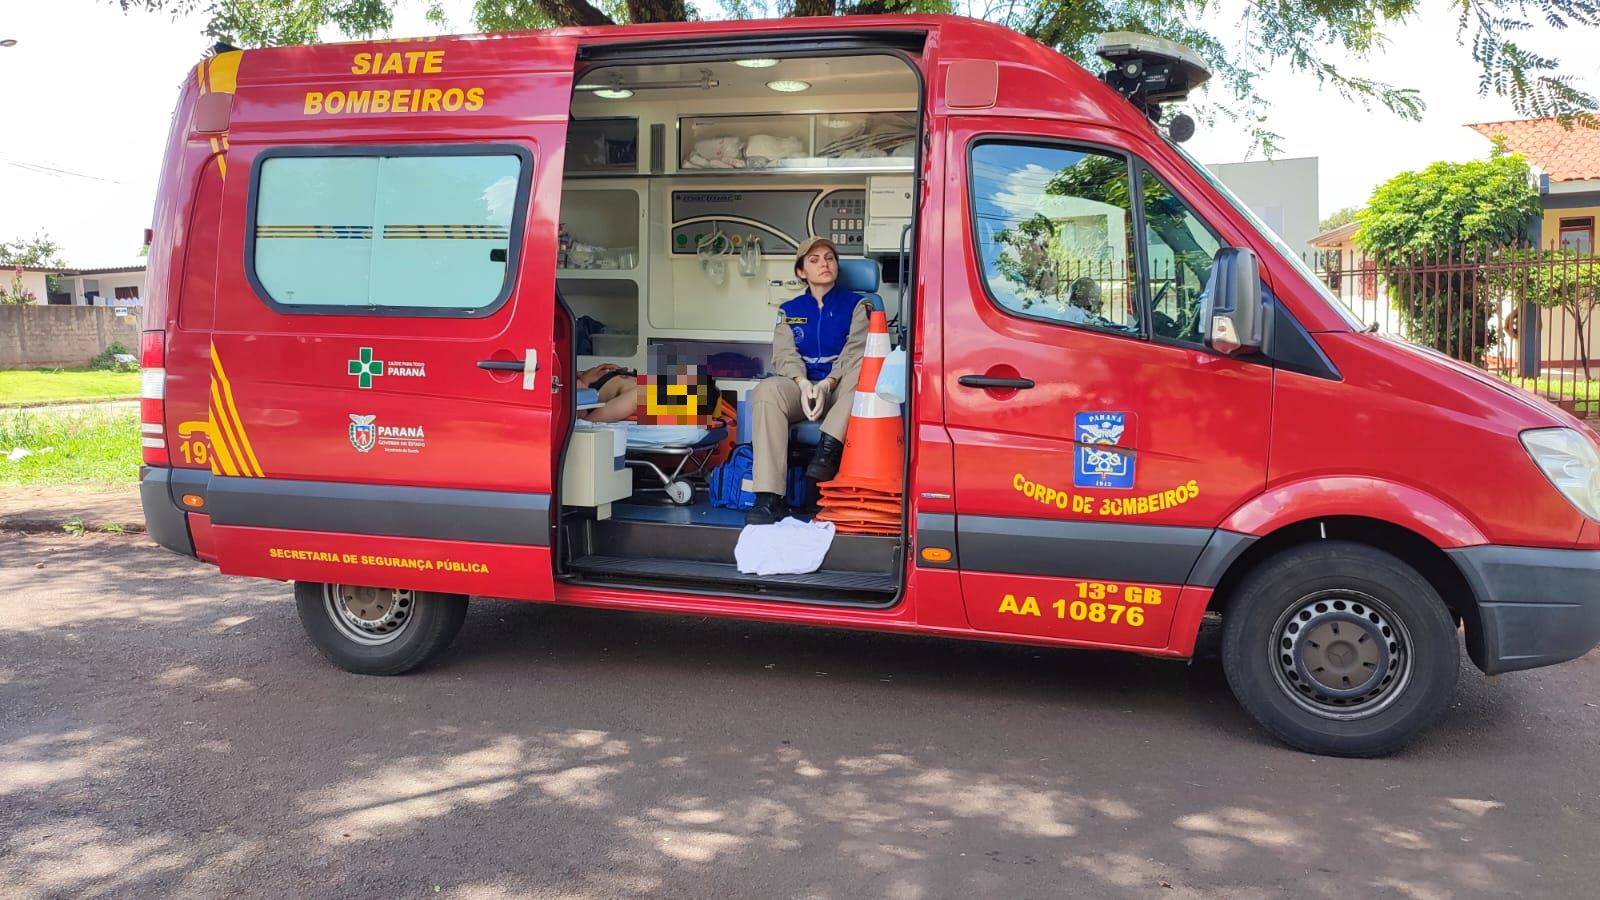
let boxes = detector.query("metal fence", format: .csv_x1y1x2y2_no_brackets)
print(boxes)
1308,245,1600,421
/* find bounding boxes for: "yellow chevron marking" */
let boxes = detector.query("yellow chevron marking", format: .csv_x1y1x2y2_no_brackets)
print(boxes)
209,378,248,477
208,345,264,478
212,349,262,477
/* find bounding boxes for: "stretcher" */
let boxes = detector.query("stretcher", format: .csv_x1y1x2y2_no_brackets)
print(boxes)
577,389,727,505
622,424,728,505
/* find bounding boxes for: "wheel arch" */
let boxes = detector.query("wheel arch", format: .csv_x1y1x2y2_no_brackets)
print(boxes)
1206,517,1487,670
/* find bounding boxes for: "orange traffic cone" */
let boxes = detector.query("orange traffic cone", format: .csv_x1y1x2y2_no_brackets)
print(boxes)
816,308,904,535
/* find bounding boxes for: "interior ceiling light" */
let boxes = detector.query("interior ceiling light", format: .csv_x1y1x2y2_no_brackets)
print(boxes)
735,58,779,69
593,87,634,100
822,117,856,129
766,79,811,93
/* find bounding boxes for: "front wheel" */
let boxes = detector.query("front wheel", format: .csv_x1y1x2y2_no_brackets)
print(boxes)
294,581,467,675
1221,542,1460,757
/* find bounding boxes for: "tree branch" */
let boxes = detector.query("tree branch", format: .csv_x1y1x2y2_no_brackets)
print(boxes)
625,0,689,23
793,0,836,17
534,0,615,26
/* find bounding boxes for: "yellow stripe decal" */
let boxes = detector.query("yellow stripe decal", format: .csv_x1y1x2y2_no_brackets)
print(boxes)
209,378,249,477
208,51,243,94
212,348,264,477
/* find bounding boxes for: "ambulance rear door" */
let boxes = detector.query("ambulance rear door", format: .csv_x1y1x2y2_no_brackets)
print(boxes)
196,36,577,600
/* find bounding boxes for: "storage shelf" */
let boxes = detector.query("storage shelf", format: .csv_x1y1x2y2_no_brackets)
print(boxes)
673,160,915,176
557,269,638,279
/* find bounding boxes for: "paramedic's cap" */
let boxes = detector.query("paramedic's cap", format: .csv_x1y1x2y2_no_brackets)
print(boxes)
794,236,838,273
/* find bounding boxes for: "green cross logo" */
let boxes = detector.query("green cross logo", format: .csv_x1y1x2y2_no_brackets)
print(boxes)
347,347,384,389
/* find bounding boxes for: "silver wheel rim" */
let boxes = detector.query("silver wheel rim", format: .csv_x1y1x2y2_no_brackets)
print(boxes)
323,584,416,646
1269,589,1414,720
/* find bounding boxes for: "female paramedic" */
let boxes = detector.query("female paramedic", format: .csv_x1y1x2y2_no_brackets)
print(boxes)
745,236,872,525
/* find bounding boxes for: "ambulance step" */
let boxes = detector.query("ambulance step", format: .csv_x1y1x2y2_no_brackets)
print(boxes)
566,555,898,594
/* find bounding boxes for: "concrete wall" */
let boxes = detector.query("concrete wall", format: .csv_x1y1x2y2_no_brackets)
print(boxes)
1206,157,1321,257
0,305,141,368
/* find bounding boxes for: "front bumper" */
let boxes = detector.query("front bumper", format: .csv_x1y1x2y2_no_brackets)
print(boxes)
139,466,194,557
1448,544,1600,674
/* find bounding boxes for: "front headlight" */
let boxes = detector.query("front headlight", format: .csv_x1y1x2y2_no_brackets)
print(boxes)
1521,427,1600,521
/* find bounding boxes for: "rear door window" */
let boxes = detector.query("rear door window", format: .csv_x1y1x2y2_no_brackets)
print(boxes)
248,148,527,314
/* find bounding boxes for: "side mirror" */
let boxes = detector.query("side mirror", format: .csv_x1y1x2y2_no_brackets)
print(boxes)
1203,247,1264,355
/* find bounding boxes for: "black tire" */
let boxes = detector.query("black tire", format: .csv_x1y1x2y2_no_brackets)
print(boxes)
1221,542,1459,757
294,581,467,676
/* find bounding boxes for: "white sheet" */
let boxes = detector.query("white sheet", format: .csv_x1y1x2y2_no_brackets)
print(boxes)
735,517,837,576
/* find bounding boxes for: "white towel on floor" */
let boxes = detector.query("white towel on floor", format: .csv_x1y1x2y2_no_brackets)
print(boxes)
734,517,837,576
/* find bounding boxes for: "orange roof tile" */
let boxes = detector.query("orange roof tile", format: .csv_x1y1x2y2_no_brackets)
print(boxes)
1469,118,1600,182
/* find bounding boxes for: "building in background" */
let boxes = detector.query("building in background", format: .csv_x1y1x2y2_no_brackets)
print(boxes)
5,264,146,306
1470,118,1600,252
51,265,147,307
1206,156,1320,258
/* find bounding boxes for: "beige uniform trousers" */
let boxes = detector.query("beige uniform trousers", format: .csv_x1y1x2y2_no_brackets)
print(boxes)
749,372,859,495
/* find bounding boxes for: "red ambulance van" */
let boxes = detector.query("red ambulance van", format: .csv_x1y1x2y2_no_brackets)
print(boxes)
138,15,1600,756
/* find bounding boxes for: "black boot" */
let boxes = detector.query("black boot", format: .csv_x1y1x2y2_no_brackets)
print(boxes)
798,478,823,514
805,434,845,483
745,492,789,526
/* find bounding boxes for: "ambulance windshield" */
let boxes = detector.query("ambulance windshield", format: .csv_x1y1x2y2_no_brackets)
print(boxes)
1169,141,1364,330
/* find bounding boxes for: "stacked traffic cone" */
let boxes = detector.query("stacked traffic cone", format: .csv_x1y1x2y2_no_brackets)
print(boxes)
816,309,903,535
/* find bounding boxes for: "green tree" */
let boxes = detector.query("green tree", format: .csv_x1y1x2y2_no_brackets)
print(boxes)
0,233,64,270
1358,153,1541,362
109,0,1600,139
1319,207,1359,234
1489,248,1600,376
0,233,66,299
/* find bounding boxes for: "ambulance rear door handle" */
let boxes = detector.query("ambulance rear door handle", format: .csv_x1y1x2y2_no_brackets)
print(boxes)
959,374,1035,390
476,348,537,391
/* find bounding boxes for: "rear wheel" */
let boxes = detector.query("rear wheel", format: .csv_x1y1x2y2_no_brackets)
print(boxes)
294,581,467,675
1221,542,1459,757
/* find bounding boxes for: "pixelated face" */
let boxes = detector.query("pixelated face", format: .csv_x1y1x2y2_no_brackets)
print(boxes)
637,364,716,425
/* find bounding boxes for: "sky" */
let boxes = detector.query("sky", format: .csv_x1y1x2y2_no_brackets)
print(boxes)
1,0,1597,267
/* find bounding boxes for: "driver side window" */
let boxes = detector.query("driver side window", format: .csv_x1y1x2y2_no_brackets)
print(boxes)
1141,168,1221,345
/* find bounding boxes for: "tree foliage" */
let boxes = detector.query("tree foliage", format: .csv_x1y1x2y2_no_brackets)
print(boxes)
110,0,1600,140
1358,153,1541,362
1318,206,1359,234
0,233,65,270
1489,248,1600,375
0,234,66,301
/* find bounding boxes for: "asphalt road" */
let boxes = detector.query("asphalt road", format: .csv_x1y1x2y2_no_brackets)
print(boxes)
3,533,1597,899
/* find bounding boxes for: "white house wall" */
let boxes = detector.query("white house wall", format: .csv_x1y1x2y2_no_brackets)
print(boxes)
5,271,53,304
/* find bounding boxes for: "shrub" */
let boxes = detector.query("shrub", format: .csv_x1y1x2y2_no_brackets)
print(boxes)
89,341,139,372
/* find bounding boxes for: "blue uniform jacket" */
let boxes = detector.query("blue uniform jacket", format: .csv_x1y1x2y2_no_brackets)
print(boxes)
778,285,866,382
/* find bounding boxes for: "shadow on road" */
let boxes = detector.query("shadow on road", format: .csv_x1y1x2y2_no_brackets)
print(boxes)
2,533,1591,898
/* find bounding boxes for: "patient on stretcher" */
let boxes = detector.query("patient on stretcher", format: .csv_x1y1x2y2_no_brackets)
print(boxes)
576,363,638,422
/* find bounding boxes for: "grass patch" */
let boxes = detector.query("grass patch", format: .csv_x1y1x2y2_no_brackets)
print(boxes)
1501,375,1600,416
0,409,140,486
0,368,141,405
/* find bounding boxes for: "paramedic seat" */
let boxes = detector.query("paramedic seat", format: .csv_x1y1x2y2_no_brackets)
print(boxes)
794,258,884,448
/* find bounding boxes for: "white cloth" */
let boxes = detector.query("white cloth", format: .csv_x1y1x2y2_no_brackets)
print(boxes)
735,517,837,575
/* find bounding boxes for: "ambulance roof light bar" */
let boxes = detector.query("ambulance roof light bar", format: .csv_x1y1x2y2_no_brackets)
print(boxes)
1095,31,1210,124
